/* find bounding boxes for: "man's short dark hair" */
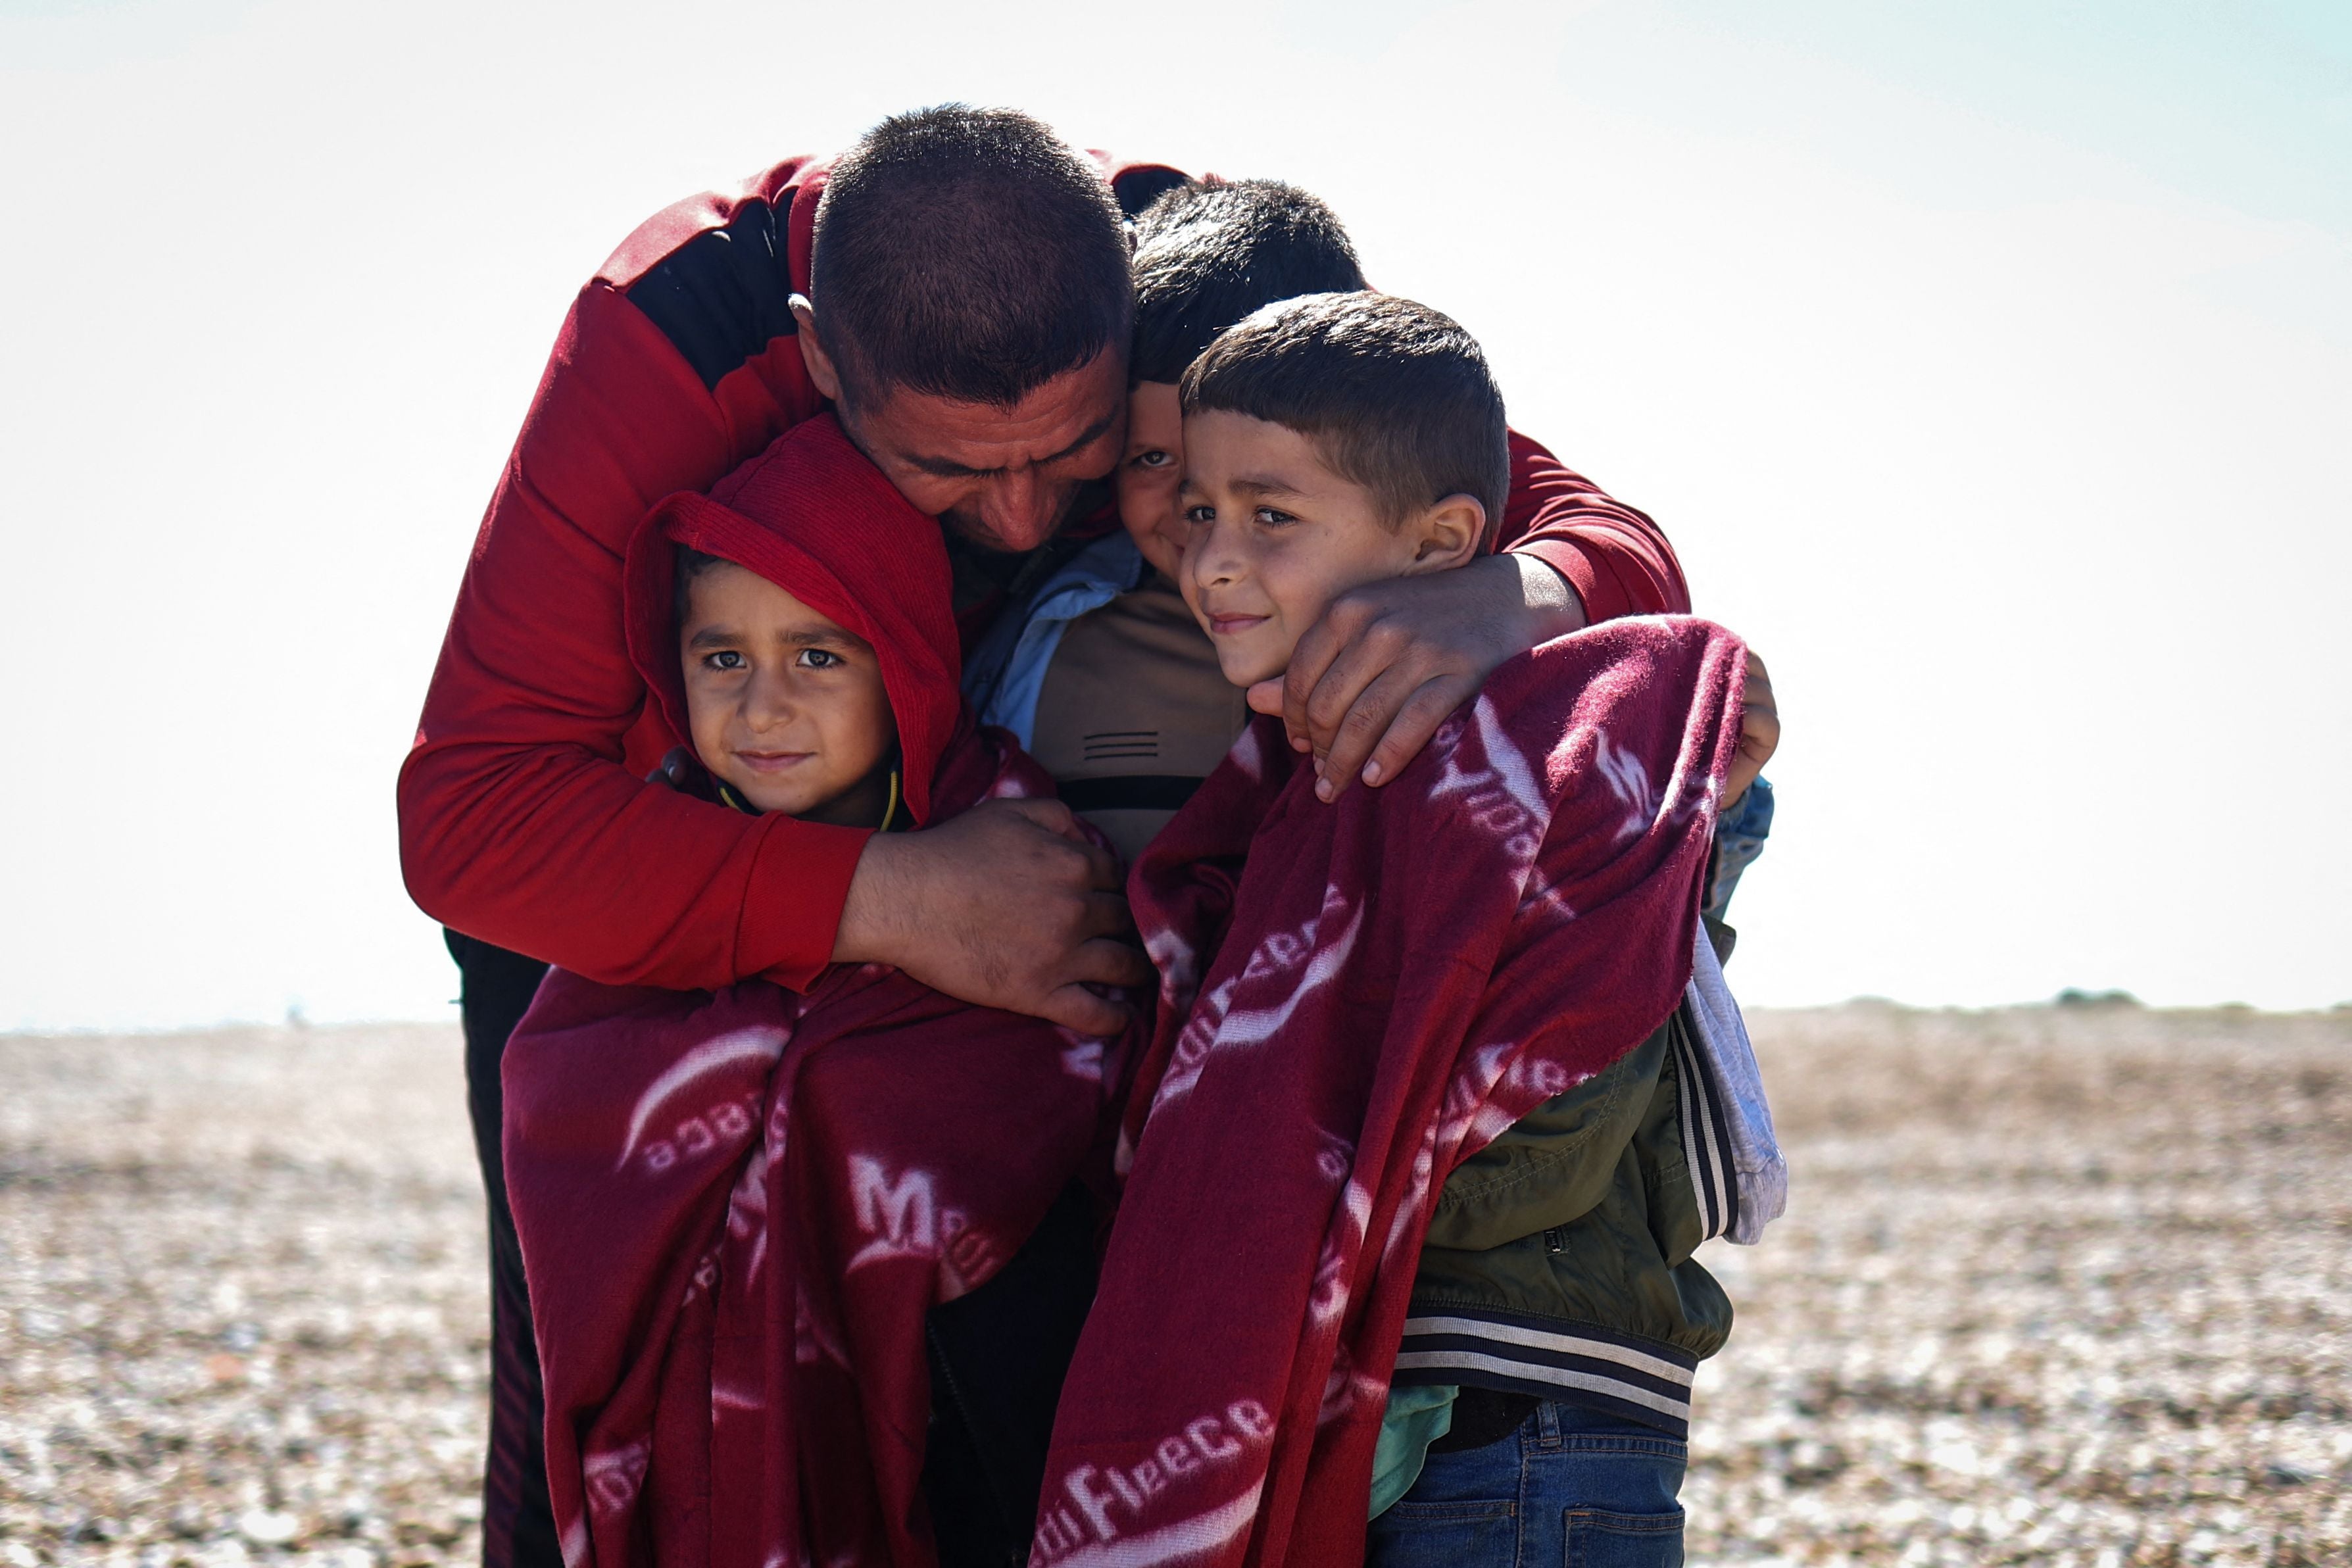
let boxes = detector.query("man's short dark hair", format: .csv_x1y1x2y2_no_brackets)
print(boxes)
810,105,1131,408
1129,178,1366,387
1181,291,1509,531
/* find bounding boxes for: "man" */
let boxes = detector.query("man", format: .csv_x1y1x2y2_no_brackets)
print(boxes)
399,105,1688,1566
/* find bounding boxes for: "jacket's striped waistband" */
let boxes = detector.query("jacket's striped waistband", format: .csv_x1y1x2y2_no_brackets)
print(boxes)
1392,1308,1700,1440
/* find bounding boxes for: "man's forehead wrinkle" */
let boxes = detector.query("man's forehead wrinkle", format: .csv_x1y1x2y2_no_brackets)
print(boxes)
864,345,1125,457
1043,406,1123,462
890,398,1122,478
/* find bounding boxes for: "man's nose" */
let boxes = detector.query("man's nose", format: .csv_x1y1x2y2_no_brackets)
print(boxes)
979,466,1057,552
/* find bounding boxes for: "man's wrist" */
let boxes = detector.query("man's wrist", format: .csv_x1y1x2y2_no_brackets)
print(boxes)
830,831,910,967
1504,551,1588,646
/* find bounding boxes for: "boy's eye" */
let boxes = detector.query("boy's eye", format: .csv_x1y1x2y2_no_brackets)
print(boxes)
1181,504,1214,525
704,650,747,672
1253,506,1297,527
1129,449,1174,471
796,648,843,671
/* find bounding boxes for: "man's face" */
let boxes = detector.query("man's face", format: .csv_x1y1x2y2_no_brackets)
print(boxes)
1115,380,1187,579
679,560,898,825
1176,410,1430,688
835,351,1129,555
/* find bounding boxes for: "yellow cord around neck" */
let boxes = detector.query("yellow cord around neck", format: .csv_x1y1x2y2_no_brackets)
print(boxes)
714,766,904,831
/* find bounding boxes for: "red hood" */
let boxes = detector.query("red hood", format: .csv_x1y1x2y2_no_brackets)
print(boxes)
623,414,963,825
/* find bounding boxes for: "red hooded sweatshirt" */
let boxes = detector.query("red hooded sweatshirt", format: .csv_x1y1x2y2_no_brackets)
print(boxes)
397,151,1692,992
622,414,969,831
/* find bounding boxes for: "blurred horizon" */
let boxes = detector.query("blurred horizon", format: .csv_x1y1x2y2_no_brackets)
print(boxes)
9,991,2349,1046
2,0,2346,1029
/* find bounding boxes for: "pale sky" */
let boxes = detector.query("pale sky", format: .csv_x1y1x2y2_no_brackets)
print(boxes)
2,0,2346,1030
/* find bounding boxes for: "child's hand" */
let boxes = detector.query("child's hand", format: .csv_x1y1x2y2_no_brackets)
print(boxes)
1724,651,1779,809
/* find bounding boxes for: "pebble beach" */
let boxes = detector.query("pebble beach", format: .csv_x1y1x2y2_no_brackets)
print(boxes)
3,1004,2345,1566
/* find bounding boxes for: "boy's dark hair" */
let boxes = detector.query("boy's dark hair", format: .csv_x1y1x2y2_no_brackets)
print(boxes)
1129,178,1366,387
810,105,1131,408
1181,291,1509,529
674,545,727,628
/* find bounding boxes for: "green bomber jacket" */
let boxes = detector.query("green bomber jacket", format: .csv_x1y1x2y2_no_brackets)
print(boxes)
1394,1004,1741,1440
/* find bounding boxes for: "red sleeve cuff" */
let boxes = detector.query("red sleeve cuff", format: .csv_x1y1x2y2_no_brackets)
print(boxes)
1509,536,1603,623
737,815,874,992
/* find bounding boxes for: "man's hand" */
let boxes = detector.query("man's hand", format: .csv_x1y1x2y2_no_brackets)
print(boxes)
1723,650,1779,810
1246,554,1587,801
831,798,1150,1035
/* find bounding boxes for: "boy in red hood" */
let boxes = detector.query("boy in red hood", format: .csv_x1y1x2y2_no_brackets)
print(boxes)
501,415,1120,1568
624,416,969,833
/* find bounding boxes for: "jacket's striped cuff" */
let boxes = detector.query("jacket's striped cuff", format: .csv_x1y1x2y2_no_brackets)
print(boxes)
1671,1007,1740,1244
1392,1309,1698,1439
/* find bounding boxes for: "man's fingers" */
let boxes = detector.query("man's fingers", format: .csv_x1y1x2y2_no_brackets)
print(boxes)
1724,753,1764,808
1279,614,1350,752
1298,622,1409,771
1736,648,1780,780
1721,648,1780,810
1245,677,1285,718
1072,838,1127,897
1358,675,1477,792
1069,935,1153,991
1002,793,1088,841
1035,939,1151,1033
1073,888,1138,943
1312,661,1425,801
1037,983,1132,1038
996,795,1125,892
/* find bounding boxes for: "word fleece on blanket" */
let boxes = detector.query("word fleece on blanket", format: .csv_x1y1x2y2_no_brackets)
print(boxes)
1035,616,1750,1568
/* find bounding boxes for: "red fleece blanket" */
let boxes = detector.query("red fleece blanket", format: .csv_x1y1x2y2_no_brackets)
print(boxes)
504,732,1117,1568
1034,617,1747,1568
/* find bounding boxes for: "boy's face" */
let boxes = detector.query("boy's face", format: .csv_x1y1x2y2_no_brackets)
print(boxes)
1176,410,1479,688
679,560,897,825
1114,380,1187,579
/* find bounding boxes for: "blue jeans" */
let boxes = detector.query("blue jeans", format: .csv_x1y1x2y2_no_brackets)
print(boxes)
1365,1401,1686,1568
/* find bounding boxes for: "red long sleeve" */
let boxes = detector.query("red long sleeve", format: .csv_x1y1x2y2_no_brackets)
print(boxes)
398,152,1180,991
1496,429,1690,620
398,160,860,992
399,159,1686,994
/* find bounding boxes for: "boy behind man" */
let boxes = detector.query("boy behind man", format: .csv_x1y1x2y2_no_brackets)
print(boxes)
1037,293,1781,1568
968,176,1369,864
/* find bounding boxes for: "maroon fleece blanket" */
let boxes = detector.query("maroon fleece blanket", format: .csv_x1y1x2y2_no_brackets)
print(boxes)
504,733,1118,1568
1033,616,1748,1568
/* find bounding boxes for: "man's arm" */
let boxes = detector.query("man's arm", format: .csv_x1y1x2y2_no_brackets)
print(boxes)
398,276,855,991
1250,430,1691,798
1492,429,1690,622
401,168,1150,1025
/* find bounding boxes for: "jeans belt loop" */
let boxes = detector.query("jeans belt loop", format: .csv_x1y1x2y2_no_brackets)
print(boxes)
1533,1398,1563,1450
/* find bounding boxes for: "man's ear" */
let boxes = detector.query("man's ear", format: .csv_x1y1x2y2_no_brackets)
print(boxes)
789,294,845,404
1406,495,1486,573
